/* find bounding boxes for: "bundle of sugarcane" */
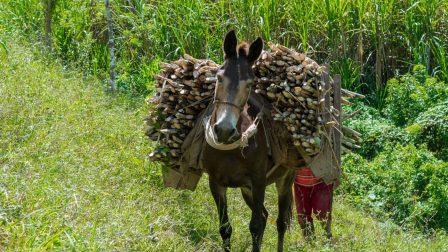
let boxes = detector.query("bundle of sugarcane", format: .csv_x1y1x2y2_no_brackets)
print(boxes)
146,44,364,165
252,42,364,154
145,55,219,165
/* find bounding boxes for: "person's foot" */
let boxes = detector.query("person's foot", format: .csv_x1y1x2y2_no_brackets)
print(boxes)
302,223,315,242
326,231,332,240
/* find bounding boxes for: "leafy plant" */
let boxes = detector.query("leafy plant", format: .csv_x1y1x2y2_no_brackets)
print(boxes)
384,65,448,126
407,99,448,161
349,117,409,160
345,101,409,159
342,144,448,231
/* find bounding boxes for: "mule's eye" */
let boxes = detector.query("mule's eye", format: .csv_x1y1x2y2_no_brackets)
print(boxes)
217,74,223,83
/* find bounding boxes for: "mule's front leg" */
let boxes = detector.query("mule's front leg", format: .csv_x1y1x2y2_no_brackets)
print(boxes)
209,178,232,251
249,181,267,252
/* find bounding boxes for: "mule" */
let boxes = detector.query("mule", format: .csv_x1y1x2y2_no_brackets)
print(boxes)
202,30,299,252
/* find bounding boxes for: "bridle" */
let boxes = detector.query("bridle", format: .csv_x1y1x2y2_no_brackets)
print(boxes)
206,85,263,151
213,99,244,111
212,85,252,112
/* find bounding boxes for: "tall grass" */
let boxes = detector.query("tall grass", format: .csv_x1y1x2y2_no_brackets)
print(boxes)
1,0,447,107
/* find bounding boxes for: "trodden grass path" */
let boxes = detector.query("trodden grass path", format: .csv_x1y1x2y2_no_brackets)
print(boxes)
0,36,447,251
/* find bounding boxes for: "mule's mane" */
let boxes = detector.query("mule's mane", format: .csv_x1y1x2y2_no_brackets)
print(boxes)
237,42,249,57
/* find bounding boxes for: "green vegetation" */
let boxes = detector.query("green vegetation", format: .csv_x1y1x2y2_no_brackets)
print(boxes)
1,37,447,251
411,100,448,161
342,145,448,231
384,65,448,127
1,0,448,250
1,0,448,102
343,66,448,232
345,105,409,159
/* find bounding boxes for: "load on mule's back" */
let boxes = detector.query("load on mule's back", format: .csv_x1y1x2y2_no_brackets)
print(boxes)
146,27,362,250
202,30,300,252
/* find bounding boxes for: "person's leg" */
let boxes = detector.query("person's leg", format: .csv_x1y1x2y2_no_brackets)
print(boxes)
293,183,314,240
311,183,333,239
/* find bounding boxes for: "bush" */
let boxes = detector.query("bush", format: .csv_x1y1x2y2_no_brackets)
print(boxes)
348,117,408,159
116,59,160,95
384,65,448,126
407,99,448,161
344,102,409,159
341,144,448,231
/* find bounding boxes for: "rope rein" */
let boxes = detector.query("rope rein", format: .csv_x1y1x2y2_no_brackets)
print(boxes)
213,100,244,110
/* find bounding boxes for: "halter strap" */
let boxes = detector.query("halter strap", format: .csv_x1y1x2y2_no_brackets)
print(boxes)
213,99,244,110
213,86,252,111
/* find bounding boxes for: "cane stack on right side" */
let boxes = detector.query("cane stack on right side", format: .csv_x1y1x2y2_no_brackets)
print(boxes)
252,42,364,155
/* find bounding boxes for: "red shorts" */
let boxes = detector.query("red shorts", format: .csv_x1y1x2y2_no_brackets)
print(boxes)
293,178,333,225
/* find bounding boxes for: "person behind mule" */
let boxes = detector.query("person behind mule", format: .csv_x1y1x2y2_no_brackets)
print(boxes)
293,166,334,240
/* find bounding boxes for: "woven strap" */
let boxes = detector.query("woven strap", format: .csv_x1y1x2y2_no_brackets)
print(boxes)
204,112,262,151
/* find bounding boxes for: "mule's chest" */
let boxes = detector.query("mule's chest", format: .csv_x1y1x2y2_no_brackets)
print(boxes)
205,166,252,188
201,145,267,188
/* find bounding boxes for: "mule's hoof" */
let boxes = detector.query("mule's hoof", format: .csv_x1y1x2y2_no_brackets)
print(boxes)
222,239,231,252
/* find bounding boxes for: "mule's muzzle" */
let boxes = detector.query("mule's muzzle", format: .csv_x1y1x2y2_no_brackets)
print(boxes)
214,122,240,144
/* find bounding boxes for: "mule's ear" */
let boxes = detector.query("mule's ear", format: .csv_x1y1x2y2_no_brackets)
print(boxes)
223,30,237,58
247,37,263,63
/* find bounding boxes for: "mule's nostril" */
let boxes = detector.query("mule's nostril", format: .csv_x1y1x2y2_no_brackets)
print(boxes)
228,128,236,137
214,122,238,143
213,124,220,135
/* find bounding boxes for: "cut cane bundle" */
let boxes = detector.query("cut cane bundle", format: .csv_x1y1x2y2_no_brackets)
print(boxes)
252,42,363,154
146,44,363,165
252,42,326,154
145,56,219,165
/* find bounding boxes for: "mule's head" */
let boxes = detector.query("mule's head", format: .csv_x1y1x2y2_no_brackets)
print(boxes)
212,30,263,144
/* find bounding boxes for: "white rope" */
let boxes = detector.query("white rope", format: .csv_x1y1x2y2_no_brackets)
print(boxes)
204,113,262,151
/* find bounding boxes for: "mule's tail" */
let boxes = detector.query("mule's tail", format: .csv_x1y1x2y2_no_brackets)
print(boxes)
286,187,294,229
276,171,296,230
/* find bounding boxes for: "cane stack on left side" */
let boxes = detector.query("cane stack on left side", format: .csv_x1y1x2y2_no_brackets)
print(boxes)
145,55,219,166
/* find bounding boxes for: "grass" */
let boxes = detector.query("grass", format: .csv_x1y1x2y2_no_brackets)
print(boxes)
1,34,447,251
